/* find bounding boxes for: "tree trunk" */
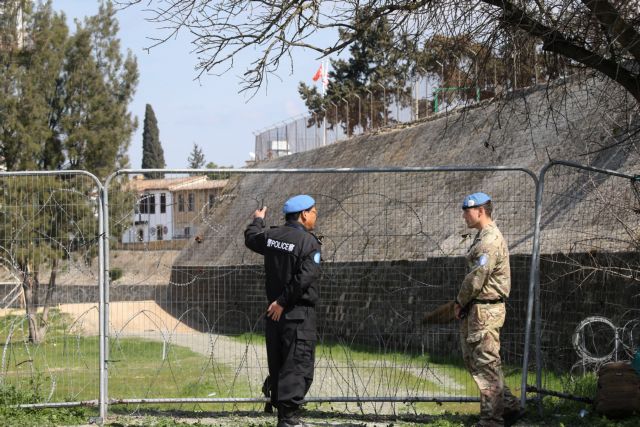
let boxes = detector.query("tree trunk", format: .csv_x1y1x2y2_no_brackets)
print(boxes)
21,264,41,344
39,258,58,338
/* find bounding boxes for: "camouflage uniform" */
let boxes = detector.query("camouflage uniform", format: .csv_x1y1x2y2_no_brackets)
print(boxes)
457,222,520,426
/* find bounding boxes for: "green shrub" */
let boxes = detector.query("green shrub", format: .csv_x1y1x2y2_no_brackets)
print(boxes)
109,267,123,281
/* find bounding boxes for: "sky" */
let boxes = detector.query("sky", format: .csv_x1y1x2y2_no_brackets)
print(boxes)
51,1,327,169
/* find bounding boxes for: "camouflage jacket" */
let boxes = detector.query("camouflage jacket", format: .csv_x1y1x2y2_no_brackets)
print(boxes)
456,222,510,308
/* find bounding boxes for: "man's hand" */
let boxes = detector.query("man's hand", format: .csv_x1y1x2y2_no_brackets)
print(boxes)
266,301,283,321
253,206,267,219
454,302,463,320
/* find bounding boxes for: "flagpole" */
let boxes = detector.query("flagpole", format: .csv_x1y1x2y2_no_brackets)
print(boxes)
322,60,327,146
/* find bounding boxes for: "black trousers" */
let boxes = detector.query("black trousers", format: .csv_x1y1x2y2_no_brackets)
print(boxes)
265,306,316,417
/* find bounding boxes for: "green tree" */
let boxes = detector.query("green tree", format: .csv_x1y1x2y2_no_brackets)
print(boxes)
0,1,138,343
205,161,233,179
62,1,138,178
298,17,417,134
187,143,206,169
141,103,165,178
0,1,138,177
0,176,98,344
0,1,67,171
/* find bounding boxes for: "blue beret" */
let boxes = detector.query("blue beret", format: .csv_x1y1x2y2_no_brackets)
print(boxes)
283,195,315,214
462,192,491,209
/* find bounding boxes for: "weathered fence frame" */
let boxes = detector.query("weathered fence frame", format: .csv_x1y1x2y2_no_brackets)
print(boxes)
2,162,637,423
0,170,107,418
527,160,640,408
102,166,539,418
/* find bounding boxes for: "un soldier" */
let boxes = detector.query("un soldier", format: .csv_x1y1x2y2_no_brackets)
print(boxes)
245,195,322,427
454,193,524,427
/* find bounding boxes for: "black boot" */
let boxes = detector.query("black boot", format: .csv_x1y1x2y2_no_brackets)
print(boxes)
261,376,273,413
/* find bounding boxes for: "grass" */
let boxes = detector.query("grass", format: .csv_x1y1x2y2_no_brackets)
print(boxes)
233,332,487,399
1,311,252,405
3,321,640,426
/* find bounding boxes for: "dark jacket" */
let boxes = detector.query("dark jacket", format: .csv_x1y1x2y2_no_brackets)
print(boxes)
244,218,322,309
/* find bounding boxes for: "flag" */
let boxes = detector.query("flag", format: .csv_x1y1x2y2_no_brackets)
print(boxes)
312,64,323,82
322,61,329,90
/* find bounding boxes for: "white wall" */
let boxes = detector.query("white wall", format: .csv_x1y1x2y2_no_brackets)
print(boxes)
121,190,174,243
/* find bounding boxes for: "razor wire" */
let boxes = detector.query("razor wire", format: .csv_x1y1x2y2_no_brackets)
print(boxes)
0,171,105,414
3,162,637,418
530,161,640,401
101,167,537,416
570,315,640,377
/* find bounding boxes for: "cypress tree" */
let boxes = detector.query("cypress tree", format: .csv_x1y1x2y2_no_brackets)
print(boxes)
141,103,165,178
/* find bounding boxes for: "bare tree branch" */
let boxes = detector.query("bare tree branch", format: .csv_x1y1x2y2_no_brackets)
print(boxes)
118,0,640,100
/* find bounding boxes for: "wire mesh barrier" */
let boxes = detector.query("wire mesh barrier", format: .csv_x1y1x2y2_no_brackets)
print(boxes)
102,167,537,416
3,162,638,420
530,161,640,400
253,77,490,161
0,172,105,408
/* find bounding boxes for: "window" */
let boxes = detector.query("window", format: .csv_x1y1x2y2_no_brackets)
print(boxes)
208,193,215,209
137,229,144,242
156,225,164,241
139,194,149,214
184,226,191,237
140,194,156,214
188,193,195,212
160,193,166,214
178,194,184,212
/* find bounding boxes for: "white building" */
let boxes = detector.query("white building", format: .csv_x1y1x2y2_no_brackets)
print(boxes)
121,175,228,244
121,176,194,244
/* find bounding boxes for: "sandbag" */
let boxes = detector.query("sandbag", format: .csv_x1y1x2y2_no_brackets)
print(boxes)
595,361,640,418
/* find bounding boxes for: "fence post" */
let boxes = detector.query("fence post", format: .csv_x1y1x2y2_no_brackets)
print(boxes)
101,178,114,420
521,167,544,411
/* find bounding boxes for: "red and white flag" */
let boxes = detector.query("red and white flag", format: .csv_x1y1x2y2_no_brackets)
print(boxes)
312,62,330,95
312,64,323,82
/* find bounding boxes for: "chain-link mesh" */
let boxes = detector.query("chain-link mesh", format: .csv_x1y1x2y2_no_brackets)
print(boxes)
0,173,103,406
534,163,640,397
104,168,535,414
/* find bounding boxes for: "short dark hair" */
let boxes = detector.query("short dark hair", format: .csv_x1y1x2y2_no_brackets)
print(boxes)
285,206,314,222
481,201,493,218
285,211,301,222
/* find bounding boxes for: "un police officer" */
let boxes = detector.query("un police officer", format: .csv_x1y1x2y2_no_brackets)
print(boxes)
245,195,322,427
455,193,523,427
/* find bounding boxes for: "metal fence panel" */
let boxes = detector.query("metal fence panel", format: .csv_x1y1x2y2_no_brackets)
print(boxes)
531,161,640,400
103,167,536,414
0,172,104,411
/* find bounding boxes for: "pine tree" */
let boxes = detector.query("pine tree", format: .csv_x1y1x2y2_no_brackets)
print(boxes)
0,1,138,343
62,1,138,178
298,17,418,134
141,104,165,178
187,143,206,169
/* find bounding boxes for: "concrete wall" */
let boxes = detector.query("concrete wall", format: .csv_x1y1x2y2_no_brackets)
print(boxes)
164,251,639,370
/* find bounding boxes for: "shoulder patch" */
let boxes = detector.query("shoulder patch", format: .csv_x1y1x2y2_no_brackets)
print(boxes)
313,251,321,264
477,253,489,267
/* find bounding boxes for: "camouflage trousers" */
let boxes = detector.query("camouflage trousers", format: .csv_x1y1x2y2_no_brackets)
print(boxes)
460,303,520,427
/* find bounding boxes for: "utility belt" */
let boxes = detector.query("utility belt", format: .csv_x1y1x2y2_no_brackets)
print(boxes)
471,298,504,305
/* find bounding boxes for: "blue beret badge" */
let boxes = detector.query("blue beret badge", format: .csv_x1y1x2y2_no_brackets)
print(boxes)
313,251,321,264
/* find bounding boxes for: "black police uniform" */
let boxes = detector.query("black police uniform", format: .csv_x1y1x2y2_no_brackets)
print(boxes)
244,218,322,421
